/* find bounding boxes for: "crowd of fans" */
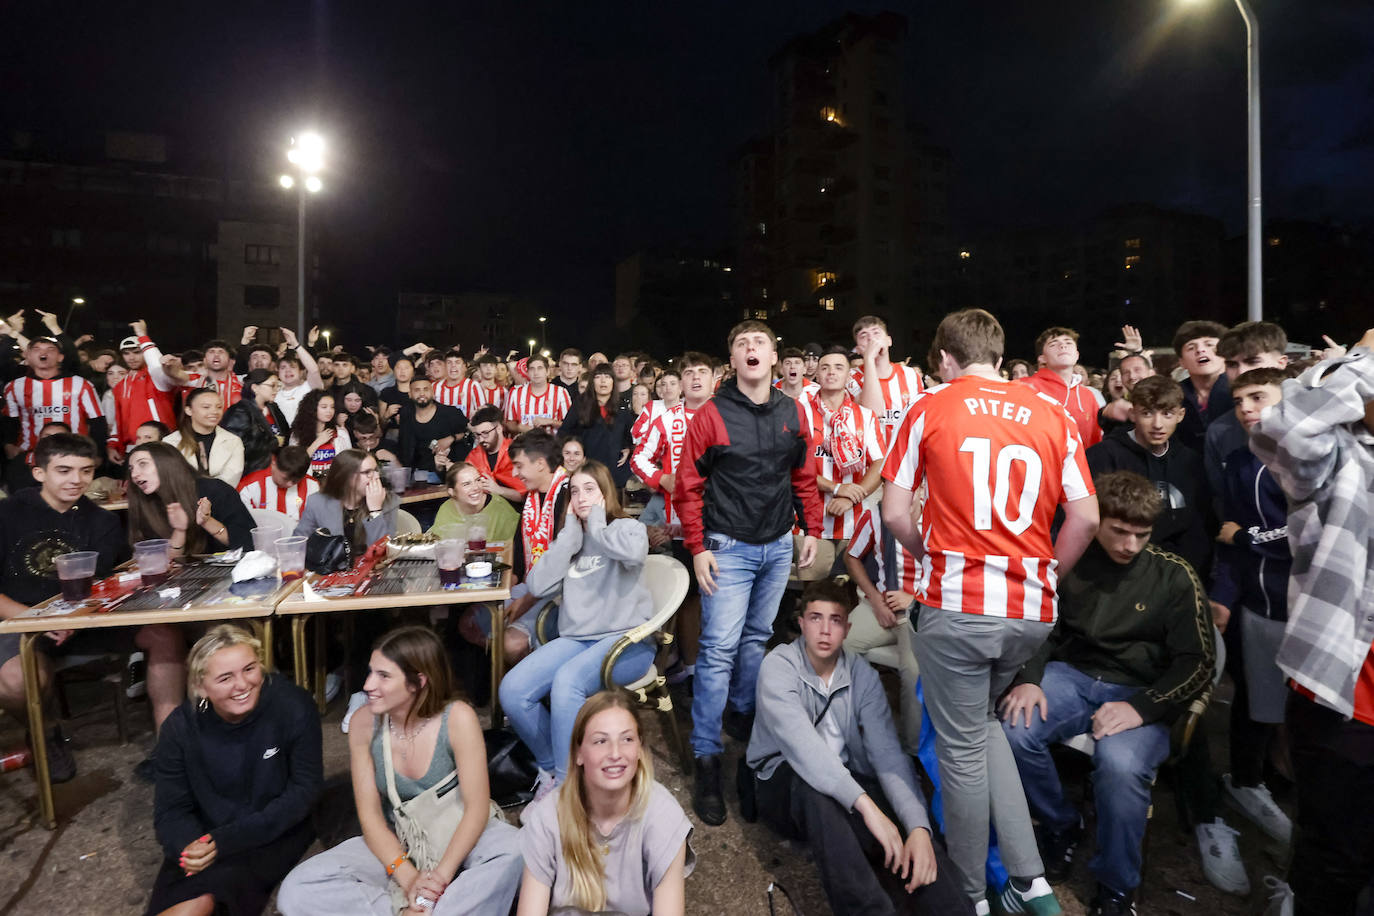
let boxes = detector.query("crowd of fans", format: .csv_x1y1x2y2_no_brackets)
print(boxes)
0,302,1368,916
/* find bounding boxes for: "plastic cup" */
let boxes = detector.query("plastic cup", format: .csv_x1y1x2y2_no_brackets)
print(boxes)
384,464,409,495
466,521,488,556
435,538,465,589
275,536,308,582
438,522,467,544
134,539,172,587
54,551,99,601
252,525,282,555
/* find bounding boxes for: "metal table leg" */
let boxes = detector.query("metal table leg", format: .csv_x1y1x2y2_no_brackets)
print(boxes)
21,634,55,829
489,604,505,724
251,618,275,672
313,616,326,712
291,617,309,694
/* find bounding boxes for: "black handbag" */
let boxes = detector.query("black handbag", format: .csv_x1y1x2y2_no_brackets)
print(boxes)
484,726,538,807
305,528,351,573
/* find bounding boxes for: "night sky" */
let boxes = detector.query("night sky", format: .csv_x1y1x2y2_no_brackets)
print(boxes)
4,1,1372,340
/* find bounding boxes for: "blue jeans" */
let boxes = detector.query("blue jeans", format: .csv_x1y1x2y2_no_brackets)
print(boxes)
1001,661,1170,894
690,530,792,758
498,632,655,779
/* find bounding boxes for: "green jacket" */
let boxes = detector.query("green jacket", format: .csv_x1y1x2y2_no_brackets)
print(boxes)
1016,540,1215,724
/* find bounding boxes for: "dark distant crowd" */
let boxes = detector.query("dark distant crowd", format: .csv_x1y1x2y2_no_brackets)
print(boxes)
0,301,1369,916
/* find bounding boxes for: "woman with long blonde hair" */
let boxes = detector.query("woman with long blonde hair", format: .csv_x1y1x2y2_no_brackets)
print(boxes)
516,690,693,916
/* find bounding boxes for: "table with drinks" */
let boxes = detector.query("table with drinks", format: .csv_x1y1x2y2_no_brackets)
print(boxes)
273,517,513,714
0,538,297,829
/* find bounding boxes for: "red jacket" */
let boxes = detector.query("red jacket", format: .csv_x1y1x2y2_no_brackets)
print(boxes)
109,336,178,450
1021,368,1102,448
468,437,527,496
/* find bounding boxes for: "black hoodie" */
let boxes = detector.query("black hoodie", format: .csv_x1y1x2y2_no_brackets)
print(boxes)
1086,426,1213,576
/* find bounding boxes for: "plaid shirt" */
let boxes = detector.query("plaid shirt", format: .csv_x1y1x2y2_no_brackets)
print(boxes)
1250,348,1374,716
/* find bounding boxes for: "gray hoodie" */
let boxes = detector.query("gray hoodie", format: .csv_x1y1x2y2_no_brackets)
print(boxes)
748,638,930,836
525,506,654,641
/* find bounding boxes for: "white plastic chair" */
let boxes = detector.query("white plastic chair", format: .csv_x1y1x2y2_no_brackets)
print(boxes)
394,509,422,536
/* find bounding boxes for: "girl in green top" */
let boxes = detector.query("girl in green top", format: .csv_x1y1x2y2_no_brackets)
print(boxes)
428,461,520,543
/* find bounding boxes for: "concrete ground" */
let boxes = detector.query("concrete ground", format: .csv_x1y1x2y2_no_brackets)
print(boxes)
0,675,1287,915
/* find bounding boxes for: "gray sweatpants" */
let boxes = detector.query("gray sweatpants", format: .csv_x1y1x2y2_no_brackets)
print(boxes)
914,605,1051,900
276,821,522,916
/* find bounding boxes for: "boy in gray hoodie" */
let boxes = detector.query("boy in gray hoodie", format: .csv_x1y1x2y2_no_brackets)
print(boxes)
744,579,972,915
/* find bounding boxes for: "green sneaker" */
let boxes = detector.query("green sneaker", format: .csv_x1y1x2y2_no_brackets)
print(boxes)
991,876,1062,916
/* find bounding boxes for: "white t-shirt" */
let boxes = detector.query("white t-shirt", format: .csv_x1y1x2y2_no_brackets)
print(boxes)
817,672,848,763
275,381,314,427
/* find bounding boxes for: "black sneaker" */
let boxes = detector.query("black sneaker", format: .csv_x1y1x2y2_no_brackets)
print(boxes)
723,708,755,743
1040,816,1083,883
36,726,76,784
1087,883,1136,916
692,754,726,826
133,753,157,784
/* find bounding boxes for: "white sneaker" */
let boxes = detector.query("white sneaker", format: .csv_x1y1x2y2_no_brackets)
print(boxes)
1196,817,1250,895
323,672,344,705
974,899,991,916
1260,876,1294,916
520,770,559,825
340,690,368,734
1223,773,1293,846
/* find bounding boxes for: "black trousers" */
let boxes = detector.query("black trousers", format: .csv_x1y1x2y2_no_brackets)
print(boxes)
1287,692,1374,916
755,762,974,916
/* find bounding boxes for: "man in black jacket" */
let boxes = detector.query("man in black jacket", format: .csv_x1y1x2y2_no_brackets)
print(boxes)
1087,374,1213,577
1000,471,1215,916
674,319,825,826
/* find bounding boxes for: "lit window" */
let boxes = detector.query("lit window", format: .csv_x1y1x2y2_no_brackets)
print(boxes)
820,106,838,123
753,309,768,320
820,297,835,311
761,287,768,299
779,301,790,313
1125,238,1142,249
816,271,836,287
1268,237,1281,247
1124,255,1140,269
758,221,767,236
722,266,732,272
958,250,971,260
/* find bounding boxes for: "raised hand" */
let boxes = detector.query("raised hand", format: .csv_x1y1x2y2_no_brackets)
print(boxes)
280,327,299,349
1114,324,1144,352
130,319,148,337
307,325,320,347
240,326,258,345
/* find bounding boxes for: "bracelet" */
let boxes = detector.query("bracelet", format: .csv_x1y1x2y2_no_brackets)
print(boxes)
386,852,409,876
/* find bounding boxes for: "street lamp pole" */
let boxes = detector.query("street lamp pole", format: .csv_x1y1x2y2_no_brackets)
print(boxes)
281,133,325,340
1235,0,1262,322
297,191,307,340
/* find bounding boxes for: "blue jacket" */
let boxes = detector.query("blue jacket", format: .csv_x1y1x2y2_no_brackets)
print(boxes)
1210,444,1289,621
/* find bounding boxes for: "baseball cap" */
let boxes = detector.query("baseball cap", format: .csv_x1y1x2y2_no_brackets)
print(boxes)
803,342,823,358
119,336,140,350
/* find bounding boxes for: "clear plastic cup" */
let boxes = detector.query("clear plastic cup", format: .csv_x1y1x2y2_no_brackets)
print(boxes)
55,551,99,601
274,536,309,582
435,538,465,589
384,464,409,495
134,539,172,587
466,520,488,555
251,525,282,555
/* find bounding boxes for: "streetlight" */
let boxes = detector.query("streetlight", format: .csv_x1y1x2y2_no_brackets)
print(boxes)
63,297,84,331
538,315,547,350
322,329,332,350
528,338,537,357
1183,0,1262,321
281,132,325,339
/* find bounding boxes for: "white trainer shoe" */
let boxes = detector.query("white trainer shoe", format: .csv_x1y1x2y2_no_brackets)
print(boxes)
340,690,369,734
1196,817,1251,895
1260,875,1294,916
1223,773,1293,846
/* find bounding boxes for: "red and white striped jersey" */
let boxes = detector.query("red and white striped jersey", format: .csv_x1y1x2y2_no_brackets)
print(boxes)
774,378,820,400
881,375,1094,623
847,363,924,442
458,378,506,417
504,384,571,429
185,372,244,407
432,379,464,409
630,403,695,529
847,508,920,595
799,393,886,539
236,468,320,522
630,400,670,445
4,376,102,450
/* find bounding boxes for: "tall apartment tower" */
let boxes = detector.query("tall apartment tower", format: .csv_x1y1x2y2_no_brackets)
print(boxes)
735,11,950,355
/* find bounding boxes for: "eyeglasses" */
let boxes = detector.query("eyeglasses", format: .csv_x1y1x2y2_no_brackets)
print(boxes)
359,467,380,477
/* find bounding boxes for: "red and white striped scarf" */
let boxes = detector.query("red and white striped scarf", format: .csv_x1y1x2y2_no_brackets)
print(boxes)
814,392,866,472
521,466,568,568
